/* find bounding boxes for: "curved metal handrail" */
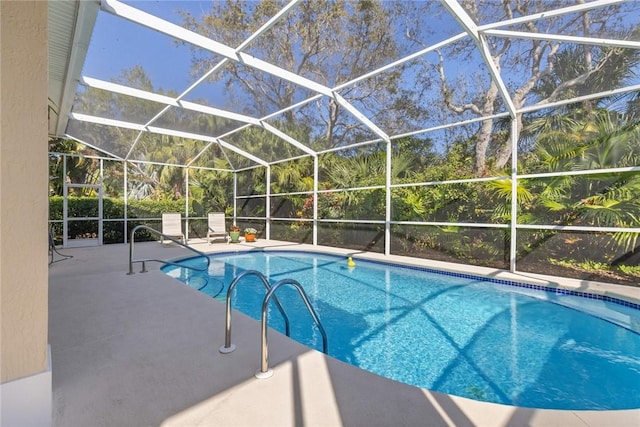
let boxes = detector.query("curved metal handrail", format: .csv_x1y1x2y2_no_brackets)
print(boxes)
128,224,210,275
256,278,328,379
219,270,291,354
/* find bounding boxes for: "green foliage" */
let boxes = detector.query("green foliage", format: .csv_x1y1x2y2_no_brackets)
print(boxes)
48,57,640,285
392,188,427,219
549,258,640,279
48,138,107,195
618,264,640,277
525,111,640,251
189,169,235,215
50,196,190,244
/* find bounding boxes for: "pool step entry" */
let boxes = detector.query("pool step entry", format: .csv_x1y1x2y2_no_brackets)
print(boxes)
219,271,328,379
127,224,210,275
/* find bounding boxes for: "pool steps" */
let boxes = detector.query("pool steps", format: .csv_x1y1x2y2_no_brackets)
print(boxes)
127,224,210,275
219,270,328,379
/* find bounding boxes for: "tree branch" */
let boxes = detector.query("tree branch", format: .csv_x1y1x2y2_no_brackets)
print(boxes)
436,50,482,115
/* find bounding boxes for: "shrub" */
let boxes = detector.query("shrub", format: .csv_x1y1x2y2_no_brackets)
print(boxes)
49,196,189,243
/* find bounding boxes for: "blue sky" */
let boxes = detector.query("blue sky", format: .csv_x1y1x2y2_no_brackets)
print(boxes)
83,1,212,92
80,0,640,135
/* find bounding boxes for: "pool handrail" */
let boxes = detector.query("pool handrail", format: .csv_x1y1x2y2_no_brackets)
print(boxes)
219,270,291,354
128,224,210,275
256,278,328,379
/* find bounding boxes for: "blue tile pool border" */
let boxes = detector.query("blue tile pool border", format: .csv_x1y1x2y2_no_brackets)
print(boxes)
321,252,640,311
360,257,640,311
169,249,640,312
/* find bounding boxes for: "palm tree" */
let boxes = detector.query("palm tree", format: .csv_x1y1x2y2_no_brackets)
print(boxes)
528,110,640,251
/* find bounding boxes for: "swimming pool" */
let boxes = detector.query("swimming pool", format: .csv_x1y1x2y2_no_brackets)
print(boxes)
162,250,640,410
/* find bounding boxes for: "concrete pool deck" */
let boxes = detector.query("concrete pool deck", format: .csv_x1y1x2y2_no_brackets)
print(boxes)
48,239,640,426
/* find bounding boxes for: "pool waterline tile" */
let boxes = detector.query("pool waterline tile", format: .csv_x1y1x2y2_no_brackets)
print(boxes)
168,248,640,312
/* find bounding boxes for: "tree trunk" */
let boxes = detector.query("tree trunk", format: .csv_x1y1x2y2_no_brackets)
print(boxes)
494,113,522,170
474,118,494,175
474,80,500,175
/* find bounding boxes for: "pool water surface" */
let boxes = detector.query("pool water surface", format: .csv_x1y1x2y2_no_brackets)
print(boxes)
162,251,640,410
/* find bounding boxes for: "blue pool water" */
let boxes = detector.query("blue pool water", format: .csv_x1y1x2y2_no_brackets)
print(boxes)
162,251,640,410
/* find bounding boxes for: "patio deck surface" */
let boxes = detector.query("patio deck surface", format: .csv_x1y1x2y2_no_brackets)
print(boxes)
48,239,640,427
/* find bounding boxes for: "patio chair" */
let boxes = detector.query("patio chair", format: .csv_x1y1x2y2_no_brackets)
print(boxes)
207,212,228,244
161,213,185,244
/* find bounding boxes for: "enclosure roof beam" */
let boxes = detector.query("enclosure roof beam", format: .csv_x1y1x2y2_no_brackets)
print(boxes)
156,0,304,167
253,32,466,137
440,0,517,117
214,139,268,167
100,0,388,150
334,33,468,93
484,30,640,50
236,0,302,52
70,112,146,130
64,134,124,160
69,112,268,167
260,122,317,157
187,139,244,171
185,118,317,169
186,142,215,169
479,0,627,31
81,77,262,126
172,0,302,106
523,82,640,111
102,0,328,95
80,75,263,162
332,92,390,142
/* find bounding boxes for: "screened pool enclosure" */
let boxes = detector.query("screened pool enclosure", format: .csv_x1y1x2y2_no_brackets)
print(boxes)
48,0,640,285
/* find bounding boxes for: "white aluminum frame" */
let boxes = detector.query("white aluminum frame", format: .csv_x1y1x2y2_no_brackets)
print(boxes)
63,183,103,248
50,0,640,274
49,148,640,273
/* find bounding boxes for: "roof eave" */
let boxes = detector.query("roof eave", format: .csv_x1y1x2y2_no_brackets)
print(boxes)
48,0,99,137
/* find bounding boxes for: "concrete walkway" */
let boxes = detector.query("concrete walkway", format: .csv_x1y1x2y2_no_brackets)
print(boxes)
48,240,640,426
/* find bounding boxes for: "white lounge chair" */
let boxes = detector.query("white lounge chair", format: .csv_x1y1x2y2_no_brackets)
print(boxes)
161,213,185,244
207,212,228,244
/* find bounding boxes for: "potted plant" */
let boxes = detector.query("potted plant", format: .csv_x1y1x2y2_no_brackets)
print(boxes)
229,225,241,243
244,227,257,242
